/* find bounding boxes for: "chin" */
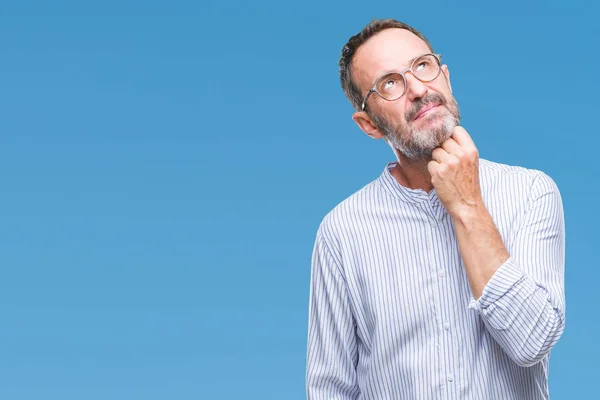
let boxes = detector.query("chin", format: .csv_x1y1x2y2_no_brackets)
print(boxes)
407,116,457,155
385,110,461,161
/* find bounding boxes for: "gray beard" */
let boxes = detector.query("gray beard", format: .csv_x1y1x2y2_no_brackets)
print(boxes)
370,96,461,162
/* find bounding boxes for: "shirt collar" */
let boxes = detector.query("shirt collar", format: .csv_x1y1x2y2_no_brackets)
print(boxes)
378,161,441,205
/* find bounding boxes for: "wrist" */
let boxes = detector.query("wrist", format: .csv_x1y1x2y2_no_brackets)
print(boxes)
450,201,487,226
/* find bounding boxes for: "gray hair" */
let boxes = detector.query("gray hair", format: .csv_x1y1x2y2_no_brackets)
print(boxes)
339,19,434,112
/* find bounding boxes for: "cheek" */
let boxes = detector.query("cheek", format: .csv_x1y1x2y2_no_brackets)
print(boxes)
431,81,452,100
380,100,410,125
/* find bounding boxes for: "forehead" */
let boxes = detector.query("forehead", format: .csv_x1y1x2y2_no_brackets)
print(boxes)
353,28,432,91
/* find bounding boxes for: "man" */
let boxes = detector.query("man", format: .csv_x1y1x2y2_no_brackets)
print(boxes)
306,19,565,400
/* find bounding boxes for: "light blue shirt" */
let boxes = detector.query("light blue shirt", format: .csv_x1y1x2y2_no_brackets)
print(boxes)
306,158,566,399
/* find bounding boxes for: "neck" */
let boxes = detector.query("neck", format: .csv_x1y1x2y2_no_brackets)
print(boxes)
390,150,435,193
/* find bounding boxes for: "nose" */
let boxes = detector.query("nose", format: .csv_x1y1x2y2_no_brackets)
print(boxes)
404,72,428,102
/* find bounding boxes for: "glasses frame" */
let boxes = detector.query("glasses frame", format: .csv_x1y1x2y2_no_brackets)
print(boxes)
360,53,443,112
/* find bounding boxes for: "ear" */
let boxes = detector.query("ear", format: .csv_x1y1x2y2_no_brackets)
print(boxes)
352,110,385,140
441,64,452,93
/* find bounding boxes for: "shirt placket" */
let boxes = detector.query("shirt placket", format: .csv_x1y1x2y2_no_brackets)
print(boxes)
424,201,459,399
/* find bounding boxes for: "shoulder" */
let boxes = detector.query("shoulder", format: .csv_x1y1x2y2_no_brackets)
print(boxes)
479,157,539,177
315,177,383,244
479,158,562,205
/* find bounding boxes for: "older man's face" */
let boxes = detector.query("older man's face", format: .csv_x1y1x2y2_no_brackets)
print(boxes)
352,28,460,161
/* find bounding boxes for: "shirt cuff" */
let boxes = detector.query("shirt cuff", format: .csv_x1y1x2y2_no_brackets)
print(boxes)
467,256,526,312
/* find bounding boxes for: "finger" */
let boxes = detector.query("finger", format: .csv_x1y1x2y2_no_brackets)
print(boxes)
427,160,440,176
431,147,451,163
441,137,462,155
451,126,475,148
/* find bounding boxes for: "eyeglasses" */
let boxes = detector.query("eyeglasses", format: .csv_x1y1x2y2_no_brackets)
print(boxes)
361,53,443,111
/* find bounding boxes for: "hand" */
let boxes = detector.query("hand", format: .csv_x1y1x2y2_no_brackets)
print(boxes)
428,126,483,218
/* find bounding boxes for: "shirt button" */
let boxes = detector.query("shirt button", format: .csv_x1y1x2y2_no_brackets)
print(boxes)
448,374,454,382
444,321,450,330
438,270,445,277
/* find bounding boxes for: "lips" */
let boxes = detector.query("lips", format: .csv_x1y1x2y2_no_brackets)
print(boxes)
413,104,440,120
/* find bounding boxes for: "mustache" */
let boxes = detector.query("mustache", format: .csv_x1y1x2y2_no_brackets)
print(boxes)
406,93,447,121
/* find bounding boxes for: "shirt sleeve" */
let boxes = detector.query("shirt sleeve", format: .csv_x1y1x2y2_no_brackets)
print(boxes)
306,227,360,400
467,171,566,367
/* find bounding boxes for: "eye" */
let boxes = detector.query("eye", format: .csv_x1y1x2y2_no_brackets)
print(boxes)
376,73,404,95
415,60,431,71
383,78,398,89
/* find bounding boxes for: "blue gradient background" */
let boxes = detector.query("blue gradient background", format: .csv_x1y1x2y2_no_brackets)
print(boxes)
0,1,597,399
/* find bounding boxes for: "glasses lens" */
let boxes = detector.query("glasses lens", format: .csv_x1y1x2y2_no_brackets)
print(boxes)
376,73,405,101
413,54,440,82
